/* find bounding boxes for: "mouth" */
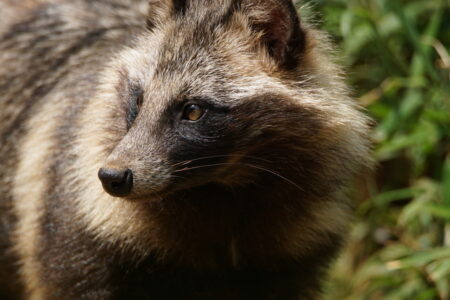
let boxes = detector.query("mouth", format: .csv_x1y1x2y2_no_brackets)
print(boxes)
120,180,229,203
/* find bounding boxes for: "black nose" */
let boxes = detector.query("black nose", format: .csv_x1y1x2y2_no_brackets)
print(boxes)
98,168,133,197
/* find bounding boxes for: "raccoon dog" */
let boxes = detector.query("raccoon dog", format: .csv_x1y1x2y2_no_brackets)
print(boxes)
0,0,372,299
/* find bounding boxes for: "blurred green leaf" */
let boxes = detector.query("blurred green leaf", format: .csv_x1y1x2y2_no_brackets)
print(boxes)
373,188,420,206
425,204,450,220
387,248,450,269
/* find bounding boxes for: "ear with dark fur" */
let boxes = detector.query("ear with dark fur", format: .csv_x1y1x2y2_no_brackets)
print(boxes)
242,0,305,69
146,0,188,30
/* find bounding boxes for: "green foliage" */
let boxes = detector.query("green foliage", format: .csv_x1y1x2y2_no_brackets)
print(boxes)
302,0,450,299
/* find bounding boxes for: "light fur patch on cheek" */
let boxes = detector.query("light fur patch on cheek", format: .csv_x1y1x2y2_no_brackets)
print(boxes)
12,95,64,300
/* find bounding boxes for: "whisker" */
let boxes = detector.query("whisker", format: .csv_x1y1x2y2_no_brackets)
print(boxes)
171,154,271,167
172,162,303,192
173,163,234,173
242,163,304,192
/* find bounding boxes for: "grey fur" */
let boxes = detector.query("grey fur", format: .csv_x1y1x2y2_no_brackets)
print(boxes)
0,1,372,299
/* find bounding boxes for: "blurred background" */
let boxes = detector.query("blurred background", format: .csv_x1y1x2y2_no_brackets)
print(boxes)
297,0,450,299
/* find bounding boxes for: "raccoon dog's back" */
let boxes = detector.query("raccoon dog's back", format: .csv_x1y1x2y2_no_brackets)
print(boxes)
0,0,372,299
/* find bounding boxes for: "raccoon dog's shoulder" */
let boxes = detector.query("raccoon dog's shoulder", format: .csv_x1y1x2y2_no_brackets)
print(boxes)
0,0,372,299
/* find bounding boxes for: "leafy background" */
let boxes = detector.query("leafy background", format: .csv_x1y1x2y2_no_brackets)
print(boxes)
297,0,450,299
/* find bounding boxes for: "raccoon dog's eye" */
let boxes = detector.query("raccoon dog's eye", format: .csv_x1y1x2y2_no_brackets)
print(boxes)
182,104,204,121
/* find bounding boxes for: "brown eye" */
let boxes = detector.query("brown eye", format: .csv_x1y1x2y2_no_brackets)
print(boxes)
182,104,204,121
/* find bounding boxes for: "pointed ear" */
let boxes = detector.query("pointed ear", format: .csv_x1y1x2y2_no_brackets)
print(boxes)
242,0,305,69
146,0,188,30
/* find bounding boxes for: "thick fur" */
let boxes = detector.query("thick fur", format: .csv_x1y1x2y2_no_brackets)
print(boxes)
0,0,372,299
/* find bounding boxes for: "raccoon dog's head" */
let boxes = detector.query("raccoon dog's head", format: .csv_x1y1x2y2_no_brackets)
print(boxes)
97,0,370,201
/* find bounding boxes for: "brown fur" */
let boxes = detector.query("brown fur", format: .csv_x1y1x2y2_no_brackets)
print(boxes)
0,1,372,299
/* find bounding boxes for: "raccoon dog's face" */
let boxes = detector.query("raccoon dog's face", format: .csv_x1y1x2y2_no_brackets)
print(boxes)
97,0,349,200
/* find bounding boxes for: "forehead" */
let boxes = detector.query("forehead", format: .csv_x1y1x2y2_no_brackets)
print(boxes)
120,5,280,108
